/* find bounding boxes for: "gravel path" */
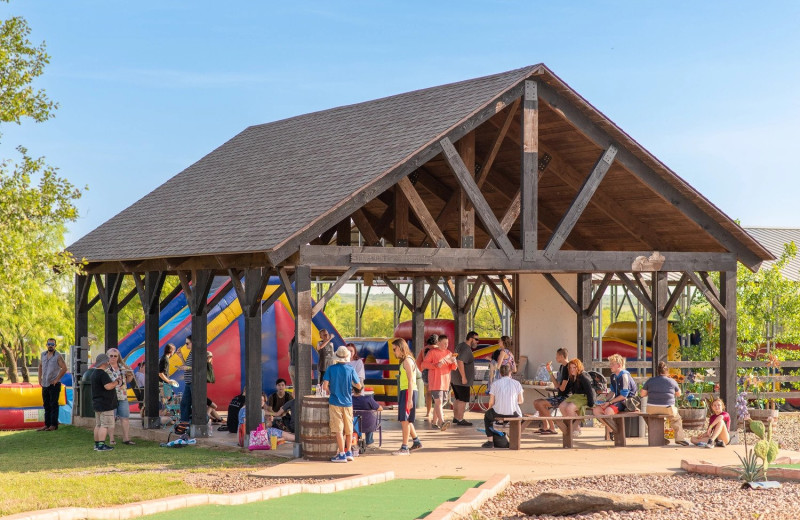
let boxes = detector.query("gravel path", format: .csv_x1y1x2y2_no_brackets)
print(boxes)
474,474,800,520
183,470,324,493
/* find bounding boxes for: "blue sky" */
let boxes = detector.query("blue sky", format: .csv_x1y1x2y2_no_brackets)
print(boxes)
2,1,799,245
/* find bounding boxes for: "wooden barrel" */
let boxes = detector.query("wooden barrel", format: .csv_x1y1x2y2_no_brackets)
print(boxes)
300,395,337,461
677,407,707,430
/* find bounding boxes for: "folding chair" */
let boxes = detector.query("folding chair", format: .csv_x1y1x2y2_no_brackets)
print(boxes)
353,409,382,451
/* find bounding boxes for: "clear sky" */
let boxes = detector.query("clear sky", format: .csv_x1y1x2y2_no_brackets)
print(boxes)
2,1,799,245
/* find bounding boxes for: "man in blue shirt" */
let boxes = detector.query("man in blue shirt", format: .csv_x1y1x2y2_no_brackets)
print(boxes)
323,346,362,463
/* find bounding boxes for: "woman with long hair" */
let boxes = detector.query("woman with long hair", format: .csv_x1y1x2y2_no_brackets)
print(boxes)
557,358,596,437
496,336,517,374
391,338,423,455
346,343,365,382
105,348,135,445
415,334,438,418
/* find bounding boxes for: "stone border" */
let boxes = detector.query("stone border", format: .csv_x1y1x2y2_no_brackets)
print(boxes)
424,474,511,520
682,457,800,481
1,472,395,520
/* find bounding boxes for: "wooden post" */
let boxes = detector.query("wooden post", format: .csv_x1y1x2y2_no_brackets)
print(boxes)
454,276,468,344
140,272,166,429
74,274,90,351
294,265,313,457
103,273,122,351
652,271,669,375
241,269,269,435
522,80,538,260
185,270,213,438
394,186,409,247
719,269,738,430
457,132,475,249
577,273,592,363
412,277,425,354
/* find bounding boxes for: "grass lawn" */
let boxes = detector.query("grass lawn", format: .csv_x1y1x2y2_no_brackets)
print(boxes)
0,425,281,516
144,479,482,520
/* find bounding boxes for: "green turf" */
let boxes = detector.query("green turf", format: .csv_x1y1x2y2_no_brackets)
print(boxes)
144,479,482,520
773,464,800,469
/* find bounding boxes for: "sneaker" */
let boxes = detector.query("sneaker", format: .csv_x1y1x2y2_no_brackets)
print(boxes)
345,451,354,461
481,440,494,448
676,439,691,446
330,453,347,463
572,429,582,437
457,419,473,426
696,442,707,448
440,420,451,432
392,448,410,456
409,442,423,451
704,442,714,449
715,440,725,447
431,423,440,430
94,444,113,451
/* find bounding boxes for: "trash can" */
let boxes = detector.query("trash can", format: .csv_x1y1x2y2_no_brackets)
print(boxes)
625,396,646,438
79,368,95,418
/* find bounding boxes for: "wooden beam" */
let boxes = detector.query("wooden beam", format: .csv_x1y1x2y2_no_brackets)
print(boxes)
479,274,514,311
261,281,286,313
336,218,351,246
686,270,727,319
664,273,690,316
278,267,296,314
351,208,382,246
475,98,520,189
176,270,193,304
464,279,484,311
537,80,763,270
397,176,449,248
312,266,358,316
457,131,475,249
440,137,515,258
521,80,538,260
544,146,617,258
381,277,413,311
311,227,337,246
698,271,721,302
299,245,739,274
425,277,455,310
632,272,652,302
577,273,592,363
543,273,580,314
587,273,614,315
615,272,655,314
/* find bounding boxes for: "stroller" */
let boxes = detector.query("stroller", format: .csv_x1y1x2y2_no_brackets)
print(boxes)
162,383,187,441
353,409,382,453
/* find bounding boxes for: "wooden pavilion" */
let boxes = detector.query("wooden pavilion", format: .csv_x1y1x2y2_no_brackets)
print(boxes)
67,64,773,441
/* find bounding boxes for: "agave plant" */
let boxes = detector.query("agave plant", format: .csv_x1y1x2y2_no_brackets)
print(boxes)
736,449,764,483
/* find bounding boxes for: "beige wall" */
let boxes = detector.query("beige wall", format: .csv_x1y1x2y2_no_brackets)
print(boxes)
517,273,577,379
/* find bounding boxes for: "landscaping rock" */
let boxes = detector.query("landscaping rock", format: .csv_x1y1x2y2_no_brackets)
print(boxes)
517,488,693,516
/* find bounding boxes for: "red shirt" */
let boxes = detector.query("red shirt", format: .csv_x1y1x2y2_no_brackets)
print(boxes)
421,348,456,391
710,411,730,430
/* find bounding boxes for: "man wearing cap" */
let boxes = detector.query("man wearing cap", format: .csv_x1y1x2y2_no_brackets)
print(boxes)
322,345,362,463
91,353,120,451
37,338,67,431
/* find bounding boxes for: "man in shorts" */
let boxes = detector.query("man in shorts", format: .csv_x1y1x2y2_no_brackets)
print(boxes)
322,346,362,463
533,348,570,434
91,353,120,451
452,331,478,426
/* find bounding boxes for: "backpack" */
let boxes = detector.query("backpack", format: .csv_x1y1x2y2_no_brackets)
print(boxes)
491,429,510,448
611,370,638,398
587,371,607,394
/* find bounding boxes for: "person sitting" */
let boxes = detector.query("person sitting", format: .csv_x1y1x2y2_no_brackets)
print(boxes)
238,393,296,443
267,378,293,414
352,386,382,448
226,388,246,433
593,353,635,417
533,348,570,435
641,361,691,446
481,364,523,448
271,398,295,433
691,398,731,448
557,358,596,437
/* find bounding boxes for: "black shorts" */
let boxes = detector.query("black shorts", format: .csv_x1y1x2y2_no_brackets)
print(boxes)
451,383,470,403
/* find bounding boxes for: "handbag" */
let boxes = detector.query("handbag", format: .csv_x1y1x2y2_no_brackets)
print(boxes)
247,424,271,451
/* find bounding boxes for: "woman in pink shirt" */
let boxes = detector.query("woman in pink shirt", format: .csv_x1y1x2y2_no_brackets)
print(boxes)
420,334,457,431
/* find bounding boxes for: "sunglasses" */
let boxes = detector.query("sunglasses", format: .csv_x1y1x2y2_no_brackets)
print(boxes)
47,343,55,346
108,355,119,358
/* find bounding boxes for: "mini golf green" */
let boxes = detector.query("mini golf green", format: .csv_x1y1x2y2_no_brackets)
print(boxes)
145,479,482,520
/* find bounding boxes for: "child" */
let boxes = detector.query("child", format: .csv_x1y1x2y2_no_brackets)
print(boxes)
691,398,730,448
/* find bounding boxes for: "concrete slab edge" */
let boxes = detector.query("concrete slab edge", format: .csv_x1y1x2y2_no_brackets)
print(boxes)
682,457,800,481
422,474,511,520
1,471,395,520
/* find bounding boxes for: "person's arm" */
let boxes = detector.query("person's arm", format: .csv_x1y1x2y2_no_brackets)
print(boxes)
457,360,466,384
517,390,524,405
322,380,330,393
582,374,596,408
352,373,363,391
102,373,118,390
38,355,43,382
497,350,507,367
487,394,496,410
403,358,414,411
53,355,67,385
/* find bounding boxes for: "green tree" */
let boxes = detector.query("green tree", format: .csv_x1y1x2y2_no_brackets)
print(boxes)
0,6,82,381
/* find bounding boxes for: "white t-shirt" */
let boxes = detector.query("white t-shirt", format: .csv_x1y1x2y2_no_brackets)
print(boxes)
490,376,523,416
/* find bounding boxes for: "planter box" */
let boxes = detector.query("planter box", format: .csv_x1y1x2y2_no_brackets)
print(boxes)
677,407,707,429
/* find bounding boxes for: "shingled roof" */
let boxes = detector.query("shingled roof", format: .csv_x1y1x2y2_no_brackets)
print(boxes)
67,64,773,269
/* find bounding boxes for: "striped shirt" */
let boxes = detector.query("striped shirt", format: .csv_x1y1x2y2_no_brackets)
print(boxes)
490,376,523,416
183,352,193,384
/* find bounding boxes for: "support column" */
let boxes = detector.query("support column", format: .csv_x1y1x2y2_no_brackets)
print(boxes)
243,269,268,435
185,270,213,438
141,272,165,429
103,273,122,351
457,131,475,249
294,265,313,457
720,269,738,430
577,273,592,363
521,80,538,260
412,277,425,354
652,271,669,374
74,274,90,349
454,276,468,344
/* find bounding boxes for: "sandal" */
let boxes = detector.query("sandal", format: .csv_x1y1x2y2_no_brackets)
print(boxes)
542,429,558,435
108,441,117,446
123,440,136,445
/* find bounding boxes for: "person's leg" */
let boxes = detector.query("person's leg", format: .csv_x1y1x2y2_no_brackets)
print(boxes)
533,399,553,431
453,398,465,422
329,406,345,455
47,384,61,428
483,408,496,438
708,419,726,443
180,384,192,422
424,385,431,417
343,407,354,458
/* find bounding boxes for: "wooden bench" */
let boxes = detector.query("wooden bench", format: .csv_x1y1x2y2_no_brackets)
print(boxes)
504,412,672,449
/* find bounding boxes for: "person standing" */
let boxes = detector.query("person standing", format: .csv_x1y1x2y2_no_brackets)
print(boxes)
346,343,366,382
391,338,423,455
415,335,438,418
37,338,67,431
481,364,523,448
316,329,335,383
452,331,478,426
322,346,362,463
176,336,193,422
106,348,135,445
420,334,457,431
158,343,178,387
91,353,119,451
641,361,691,446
